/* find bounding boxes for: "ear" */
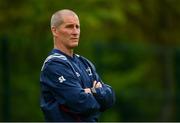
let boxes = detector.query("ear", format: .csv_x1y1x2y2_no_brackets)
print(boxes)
51,26,59,37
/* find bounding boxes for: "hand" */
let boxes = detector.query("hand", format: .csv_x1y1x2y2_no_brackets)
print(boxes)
84,88,91,94
93,80,102,88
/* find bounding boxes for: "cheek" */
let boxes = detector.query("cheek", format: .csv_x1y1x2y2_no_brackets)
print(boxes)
61,31,70,38
57,33,67,41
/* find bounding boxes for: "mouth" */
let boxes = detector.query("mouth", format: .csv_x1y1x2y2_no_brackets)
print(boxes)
71,38,79,41
71,37,78,39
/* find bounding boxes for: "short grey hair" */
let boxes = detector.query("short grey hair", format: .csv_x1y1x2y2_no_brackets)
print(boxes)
50,9,78,28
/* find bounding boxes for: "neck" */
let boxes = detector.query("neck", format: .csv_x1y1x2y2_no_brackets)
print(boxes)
54,45,74,57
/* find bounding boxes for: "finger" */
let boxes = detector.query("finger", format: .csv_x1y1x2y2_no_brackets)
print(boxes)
99,82,102,88
95,82,100,88
84,88,91,94
96,82,102,88
93,80,97,87
99,83,102,87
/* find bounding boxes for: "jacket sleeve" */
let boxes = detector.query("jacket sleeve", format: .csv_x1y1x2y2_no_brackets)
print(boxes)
86,59,116,111
94,82,116,111
41,59,101,115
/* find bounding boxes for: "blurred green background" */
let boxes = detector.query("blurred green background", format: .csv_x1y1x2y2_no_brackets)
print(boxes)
1,0,180,121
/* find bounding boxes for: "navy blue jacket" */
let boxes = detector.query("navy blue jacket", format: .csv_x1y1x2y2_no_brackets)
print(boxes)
40,49,115,122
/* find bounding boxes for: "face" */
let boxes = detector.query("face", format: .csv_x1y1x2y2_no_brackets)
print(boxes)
53,14,80,49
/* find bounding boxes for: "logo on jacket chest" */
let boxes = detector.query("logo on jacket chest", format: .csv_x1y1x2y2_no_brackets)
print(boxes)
75,67,92,78
86,67,92,76
58,76,66,83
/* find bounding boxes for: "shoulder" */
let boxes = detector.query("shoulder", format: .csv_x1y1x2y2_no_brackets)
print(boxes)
41,53,68,71
75,54,91,63
75,54,96,70
46,53,67,61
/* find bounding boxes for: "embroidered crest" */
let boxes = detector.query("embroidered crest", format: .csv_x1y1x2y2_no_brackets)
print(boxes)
86,67,92,76
58,76,66,83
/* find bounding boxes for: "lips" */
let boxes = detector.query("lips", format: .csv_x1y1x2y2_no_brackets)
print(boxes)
71,37,79,40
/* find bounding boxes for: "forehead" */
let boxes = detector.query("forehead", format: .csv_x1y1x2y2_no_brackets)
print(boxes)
62,15,80,25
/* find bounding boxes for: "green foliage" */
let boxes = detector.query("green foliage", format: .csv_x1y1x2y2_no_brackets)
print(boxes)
0,0,180,121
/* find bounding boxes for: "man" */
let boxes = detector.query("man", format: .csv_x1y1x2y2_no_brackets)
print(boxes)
40,9,115,122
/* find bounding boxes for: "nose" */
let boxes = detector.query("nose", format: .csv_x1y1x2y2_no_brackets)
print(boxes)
72,26,80,35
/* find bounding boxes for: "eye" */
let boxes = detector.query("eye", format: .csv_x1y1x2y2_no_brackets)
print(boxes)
76,25,80,29
65,24,80,29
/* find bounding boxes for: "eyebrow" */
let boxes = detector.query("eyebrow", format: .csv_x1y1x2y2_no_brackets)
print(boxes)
65,23,80,27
